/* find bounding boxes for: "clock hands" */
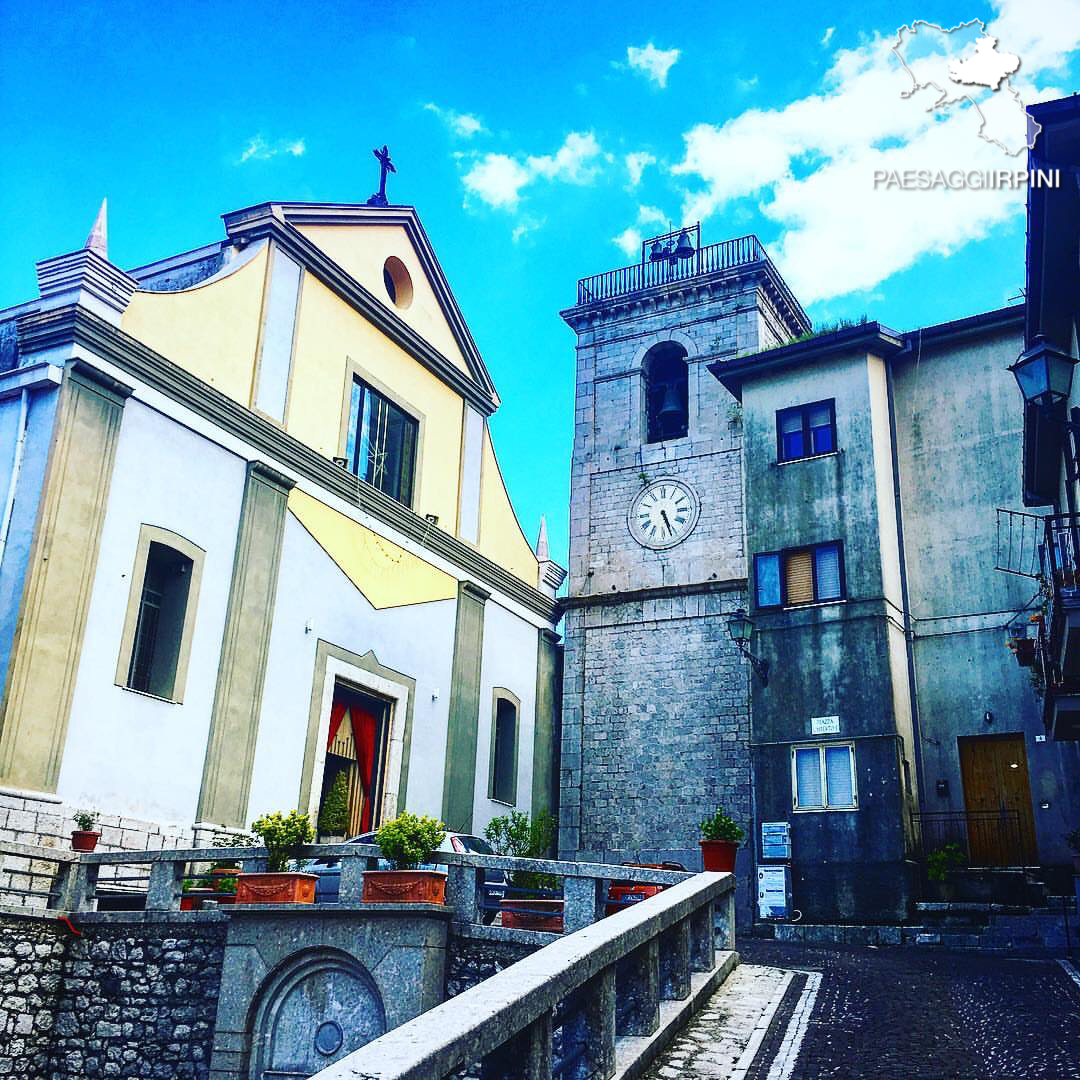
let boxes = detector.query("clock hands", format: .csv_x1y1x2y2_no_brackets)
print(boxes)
660,508,673,536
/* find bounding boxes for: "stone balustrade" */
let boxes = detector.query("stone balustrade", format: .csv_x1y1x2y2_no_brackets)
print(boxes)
312,871,735,1079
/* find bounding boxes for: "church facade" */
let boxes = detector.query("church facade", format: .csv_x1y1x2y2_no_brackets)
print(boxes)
0,197,564,853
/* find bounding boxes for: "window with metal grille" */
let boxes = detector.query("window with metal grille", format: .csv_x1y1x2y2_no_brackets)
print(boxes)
489,693,519,805
345,378,419,506
777,400,836,462
127,542,193,699
792,743,857,810
753,541,845,609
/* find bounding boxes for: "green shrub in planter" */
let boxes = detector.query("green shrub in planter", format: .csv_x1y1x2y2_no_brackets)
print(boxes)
318,771,350,837
484,810,557,891
926,843,966,882
250,811,314,873
374,812,446,870
700,808,745,844
73,810,98,832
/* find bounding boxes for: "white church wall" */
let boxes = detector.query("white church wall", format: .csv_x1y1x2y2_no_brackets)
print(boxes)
249,513,458,827
472,599,539,837
57,398,246,828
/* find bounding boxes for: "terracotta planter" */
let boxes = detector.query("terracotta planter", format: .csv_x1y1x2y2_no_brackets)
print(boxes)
235,872,317,905
700,840,738,873
71,830,100,852
361,870,446,905
500,898,564,932
180,889,214,911
606,882,665,917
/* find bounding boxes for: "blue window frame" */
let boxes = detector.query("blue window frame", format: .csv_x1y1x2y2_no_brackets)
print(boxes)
777,400,836,462
753,541,846,609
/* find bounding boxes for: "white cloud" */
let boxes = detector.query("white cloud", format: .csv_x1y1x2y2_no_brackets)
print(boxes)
614,227,642,256
423,103,488,138
626,43,681,88
735,75,759,92
527,132,603,182
822,27,835,47
463,132,604,211
637,205,668,227
462,154,532,209
238,135,306,163
625,151,656,187
670,0,1077,304
612,206,674,257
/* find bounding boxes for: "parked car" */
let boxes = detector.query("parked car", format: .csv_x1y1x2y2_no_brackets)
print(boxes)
302,831,508,921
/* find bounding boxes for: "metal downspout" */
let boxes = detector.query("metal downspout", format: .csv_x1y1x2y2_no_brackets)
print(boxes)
885,360,926,845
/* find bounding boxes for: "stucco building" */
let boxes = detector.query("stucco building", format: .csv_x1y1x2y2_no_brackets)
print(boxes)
0,198,564,852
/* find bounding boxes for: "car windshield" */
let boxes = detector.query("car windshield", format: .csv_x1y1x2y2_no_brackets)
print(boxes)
456,835,495,855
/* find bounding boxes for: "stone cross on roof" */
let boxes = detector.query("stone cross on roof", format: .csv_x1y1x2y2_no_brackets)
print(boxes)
366,145,396,207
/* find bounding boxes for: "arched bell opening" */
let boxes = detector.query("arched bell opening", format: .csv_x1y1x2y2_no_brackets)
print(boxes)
643,342,690,444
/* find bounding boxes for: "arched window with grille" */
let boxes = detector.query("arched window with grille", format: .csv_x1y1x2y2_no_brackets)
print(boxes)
643,342,689,443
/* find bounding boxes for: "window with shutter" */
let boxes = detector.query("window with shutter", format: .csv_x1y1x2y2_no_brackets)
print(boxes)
814,544,842,600
785,551,814,605
755,553,782,608
792,743,857,811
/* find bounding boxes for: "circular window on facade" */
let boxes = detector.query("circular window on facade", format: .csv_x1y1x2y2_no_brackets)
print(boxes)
382,256,413,309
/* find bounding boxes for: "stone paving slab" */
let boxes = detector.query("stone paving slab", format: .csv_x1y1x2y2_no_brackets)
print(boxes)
648,941,1080,1080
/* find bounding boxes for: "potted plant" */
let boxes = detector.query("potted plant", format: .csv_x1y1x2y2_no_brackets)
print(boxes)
925,842,967,901
363,812,448,904
71,810,101,852
235,811,317,904
485,811,562,931
180,877,214,911
317,771,349,843
700,808,745,873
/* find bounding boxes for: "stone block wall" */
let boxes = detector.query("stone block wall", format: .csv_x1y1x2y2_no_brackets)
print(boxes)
560,588,751,868
445,930,543,999
48,916,226,1079
0,912,66,1077
0,911,226,1080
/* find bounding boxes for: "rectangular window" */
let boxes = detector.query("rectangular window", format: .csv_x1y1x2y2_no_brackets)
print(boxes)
119,533,203,702
776,400,836,462
792,743,857,810
754,542,846,609
346,378,418,506
489,692,519,805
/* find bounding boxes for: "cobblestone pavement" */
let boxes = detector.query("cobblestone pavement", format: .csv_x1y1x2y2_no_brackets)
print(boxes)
646,940,1080,1079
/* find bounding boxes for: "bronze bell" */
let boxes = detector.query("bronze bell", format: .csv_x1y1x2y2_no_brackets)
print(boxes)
648,239,666,263
656,382,683,426
673,229,695,261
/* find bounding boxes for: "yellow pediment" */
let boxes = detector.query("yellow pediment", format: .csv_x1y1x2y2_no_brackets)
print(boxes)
288,488,457,609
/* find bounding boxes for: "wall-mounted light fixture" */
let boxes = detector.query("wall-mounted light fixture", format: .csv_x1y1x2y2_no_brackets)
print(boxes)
727,608,770,687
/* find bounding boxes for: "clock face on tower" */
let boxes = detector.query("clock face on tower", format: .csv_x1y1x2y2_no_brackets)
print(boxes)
628,479,700,550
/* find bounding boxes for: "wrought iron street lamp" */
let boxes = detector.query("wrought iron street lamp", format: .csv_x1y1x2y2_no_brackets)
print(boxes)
1009,335,1075,408
727,607,770,687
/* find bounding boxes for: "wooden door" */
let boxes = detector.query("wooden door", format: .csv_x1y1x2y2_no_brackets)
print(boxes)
958,735,1038,865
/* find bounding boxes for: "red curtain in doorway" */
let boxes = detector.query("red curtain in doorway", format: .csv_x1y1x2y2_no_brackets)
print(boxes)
326,701,379,832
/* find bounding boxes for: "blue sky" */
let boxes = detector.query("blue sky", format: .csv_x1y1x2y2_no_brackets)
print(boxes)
1,0,1077,571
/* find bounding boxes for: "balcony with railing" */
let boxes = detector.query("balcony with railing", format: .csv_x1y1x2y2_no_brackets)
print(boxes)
567,226,809,334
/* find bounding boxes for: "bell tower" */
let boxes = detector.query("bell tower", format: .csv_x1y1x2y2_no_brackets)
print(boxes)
558,227,808,883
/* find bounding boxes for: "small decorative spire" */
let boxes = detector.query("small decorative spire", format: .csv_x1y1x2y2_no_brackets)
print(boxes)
535,516,550,560
85,199,107,258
